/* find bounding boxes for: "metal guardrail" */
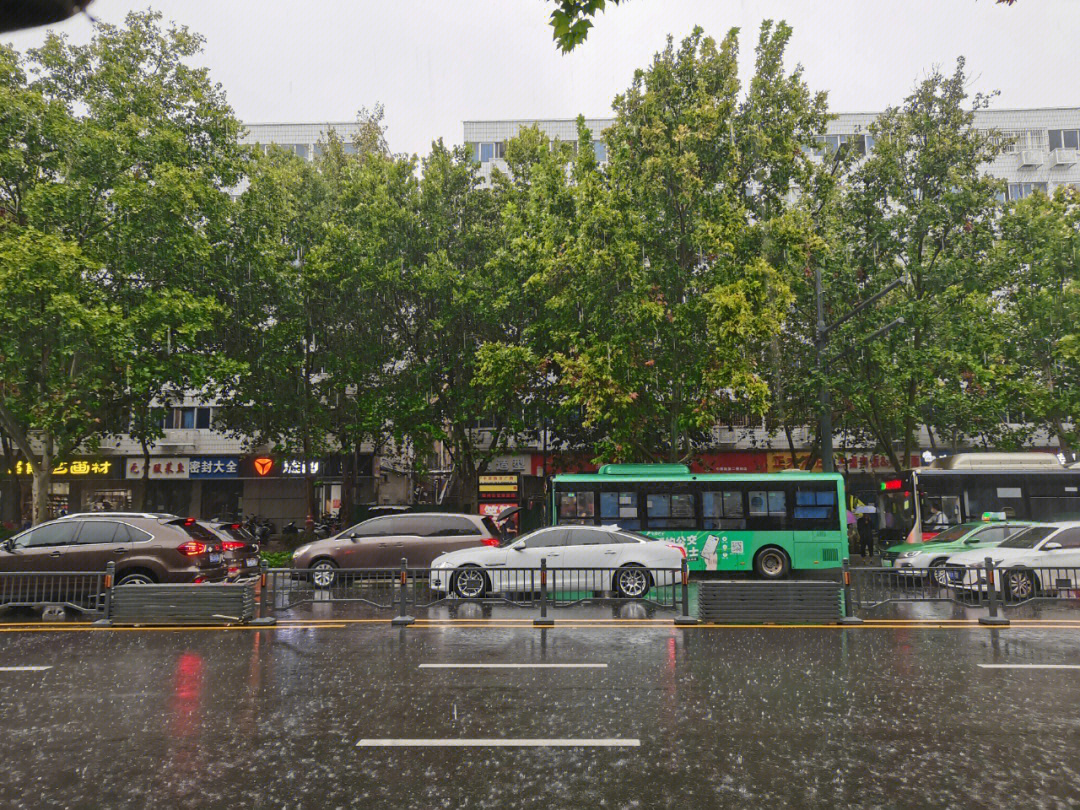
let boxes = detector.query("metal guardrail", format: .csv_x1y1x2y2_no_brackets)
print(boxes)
0,569,108,616
261,557,696,626
848,556,1080,626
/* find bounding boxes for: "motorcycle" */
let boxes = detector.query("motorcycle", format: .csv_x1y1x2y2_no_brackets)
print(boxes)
281,521,300,536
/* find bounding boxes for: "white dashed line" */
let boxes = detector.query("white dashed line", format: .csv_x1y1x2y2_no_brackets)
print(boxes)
418,663,606,669
357,738,638,747
0,666,52,672
979,664,1080,670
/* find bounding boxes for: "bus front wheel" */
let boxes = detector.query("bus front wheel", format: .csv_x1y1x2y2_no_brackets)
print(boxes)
754,548,790,580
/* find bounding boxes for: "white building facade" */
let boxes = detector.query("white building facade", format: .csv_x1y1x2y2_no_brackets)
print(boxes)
464,108,1080,198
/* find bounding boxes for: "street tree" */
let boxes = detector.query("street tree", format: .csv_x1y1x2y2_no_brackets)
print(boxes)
0,229,123,523
508,26,818,463
991,186,1080,452
27,11,246,505
827,58,1008,469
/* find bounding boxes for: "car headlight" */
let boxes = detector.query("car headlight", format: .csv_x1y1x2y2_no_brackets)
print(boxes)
293,544,312,558
899,550,921,559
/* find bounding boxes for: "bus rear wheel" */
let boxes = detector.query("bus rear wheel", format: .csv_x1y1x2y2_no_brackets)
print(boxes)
754,548,790,580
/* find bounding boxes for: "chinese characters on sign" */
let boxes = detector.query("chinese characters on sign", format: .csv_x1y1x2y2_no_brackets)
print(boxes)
281,459,320,475
189,457,239,478
126,458,191,480
11,459,113,476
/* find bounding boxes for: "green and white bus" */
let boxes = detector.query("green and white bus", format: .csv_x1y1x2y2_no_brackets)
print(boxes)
550,463,847,578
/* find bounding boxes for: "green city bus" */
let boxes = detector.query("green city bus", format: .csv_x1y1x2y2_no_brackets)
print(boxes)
550,463,848,578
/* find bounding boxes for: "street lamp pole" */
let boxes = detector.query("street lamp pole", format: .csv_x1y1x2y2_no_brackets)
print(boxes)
815,265,833,473
815,270,910,475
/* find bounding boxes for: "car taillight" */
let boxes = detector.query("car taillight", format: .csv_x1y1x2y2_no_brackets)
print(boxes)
177,541,209,556
230,523,241,530
481,537,500,547
666,543,687,559
184,517,197,526
221,540,245,551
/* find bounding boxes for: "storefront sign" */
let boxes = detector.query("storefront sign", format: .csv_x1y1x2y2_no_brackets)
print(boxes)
281,459,321,475
690,453,769,473
189,457,239,478
10,459,115,477
479,474,519,502
126,457,190,480
767,451,921,473
488,455,530,473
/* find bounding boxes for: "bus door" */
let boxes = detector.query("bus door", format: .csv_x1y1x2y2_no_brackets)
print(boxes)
744,485,794,571
792,483,843,568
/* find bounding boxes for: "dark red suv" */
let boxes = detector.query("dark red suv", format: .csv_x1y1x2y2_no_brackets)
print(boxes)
205,520,261,580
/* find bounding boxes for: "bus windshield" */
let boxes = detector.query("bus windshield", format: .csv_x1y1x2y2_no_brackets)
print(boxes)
924,523,982,543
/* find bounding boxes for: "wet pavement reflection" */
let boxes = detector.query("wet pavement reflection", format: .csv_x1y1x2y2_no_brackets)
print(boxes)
1,606,1079,808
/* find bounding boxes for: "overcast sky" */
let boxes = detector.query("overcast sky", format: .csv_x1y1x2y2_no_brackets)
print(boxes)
5,1,1078,156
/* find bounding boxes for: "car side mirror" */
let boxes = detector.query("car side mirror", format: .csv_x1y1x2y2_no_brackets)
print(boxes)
512,543,525,551
1043,542,1062,551
1,538,12,552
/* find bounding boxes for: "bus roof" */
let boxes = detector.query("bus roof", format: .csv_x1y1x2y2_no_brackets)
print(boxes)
553,465,844,483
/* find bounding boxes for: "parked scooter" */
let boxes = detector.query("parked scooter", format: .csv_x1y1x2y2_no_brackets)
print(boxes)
281,521,300,536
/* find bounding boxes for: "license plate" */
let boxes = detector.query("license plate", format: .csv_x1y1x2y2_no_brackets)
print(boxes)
209,553,221,563
882,560,892,567
245,557,258,567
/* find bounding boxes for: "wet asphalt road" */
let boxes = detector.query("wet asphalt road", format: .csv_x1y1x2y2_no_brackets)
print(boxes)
2,608,1080,809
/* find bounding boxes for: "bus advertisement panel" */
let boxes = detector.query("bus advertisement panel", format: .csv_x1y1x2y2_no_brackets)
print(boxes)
550,464,847,578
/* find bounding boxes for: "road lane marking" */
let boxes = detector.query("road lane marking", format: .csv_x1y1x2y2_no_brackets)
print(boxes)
0,666,52,672
356,738,638,748
419,663,606,669
978,664,1080,669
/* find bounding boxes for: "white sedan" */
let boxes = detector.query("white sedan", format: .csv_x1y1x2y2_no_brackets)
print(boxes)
430,525,684,599
946,522,1080,598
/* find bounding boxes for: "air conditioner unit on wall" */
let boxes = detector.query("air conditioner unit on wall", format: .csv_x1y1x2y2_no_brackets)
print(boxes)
1018,150,1043,168
1050,148,1078,167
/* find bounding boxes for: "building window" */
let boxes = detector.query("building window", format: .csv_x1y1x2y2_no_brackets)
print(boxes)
1008,182,1048,201
480,143,494,162
295,144,308,160
813,134,866,158
494,142,505,159
1049,130,1080,152
592,140,607,163
166,406,213,430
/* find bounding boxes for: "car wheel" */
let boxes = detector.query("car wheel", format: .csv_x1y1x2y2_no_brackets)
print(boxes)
451,566,488,599
754,548,790,580
310,559,338,589
613,565,651,598
116,571,156,586
929,559,950,587
1004,568,1036,602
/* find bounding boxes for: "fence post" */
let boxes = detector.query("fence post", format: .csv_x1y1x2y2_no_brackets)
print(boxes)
92,561,115,627
838,558,864,625
251,559,277,626
979,556,1010,626
391,557,415,626
674,558,697,626
534,557,554,626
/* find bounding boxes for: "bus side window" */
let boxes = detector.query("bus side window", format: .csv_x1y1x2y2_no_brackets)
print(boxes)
558,491,596,525
748,489,788,530
793,486,838,530
646,492,696,529
702,490,746,530
600,490,639,530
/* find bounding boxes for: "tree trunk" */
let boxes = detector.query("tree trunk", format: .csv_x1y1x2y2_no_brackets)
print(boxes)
32,445,52,526
137,437,151,511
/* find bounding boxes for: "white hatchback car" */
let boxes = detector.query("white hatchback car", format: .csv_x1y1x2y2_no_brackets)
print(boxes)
947,522,1080,599
430,525,684,599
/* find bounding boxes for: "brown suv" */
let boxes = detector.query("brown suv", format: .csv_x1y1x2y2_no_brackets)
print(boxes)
291,512,501,586
1,515,228,586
